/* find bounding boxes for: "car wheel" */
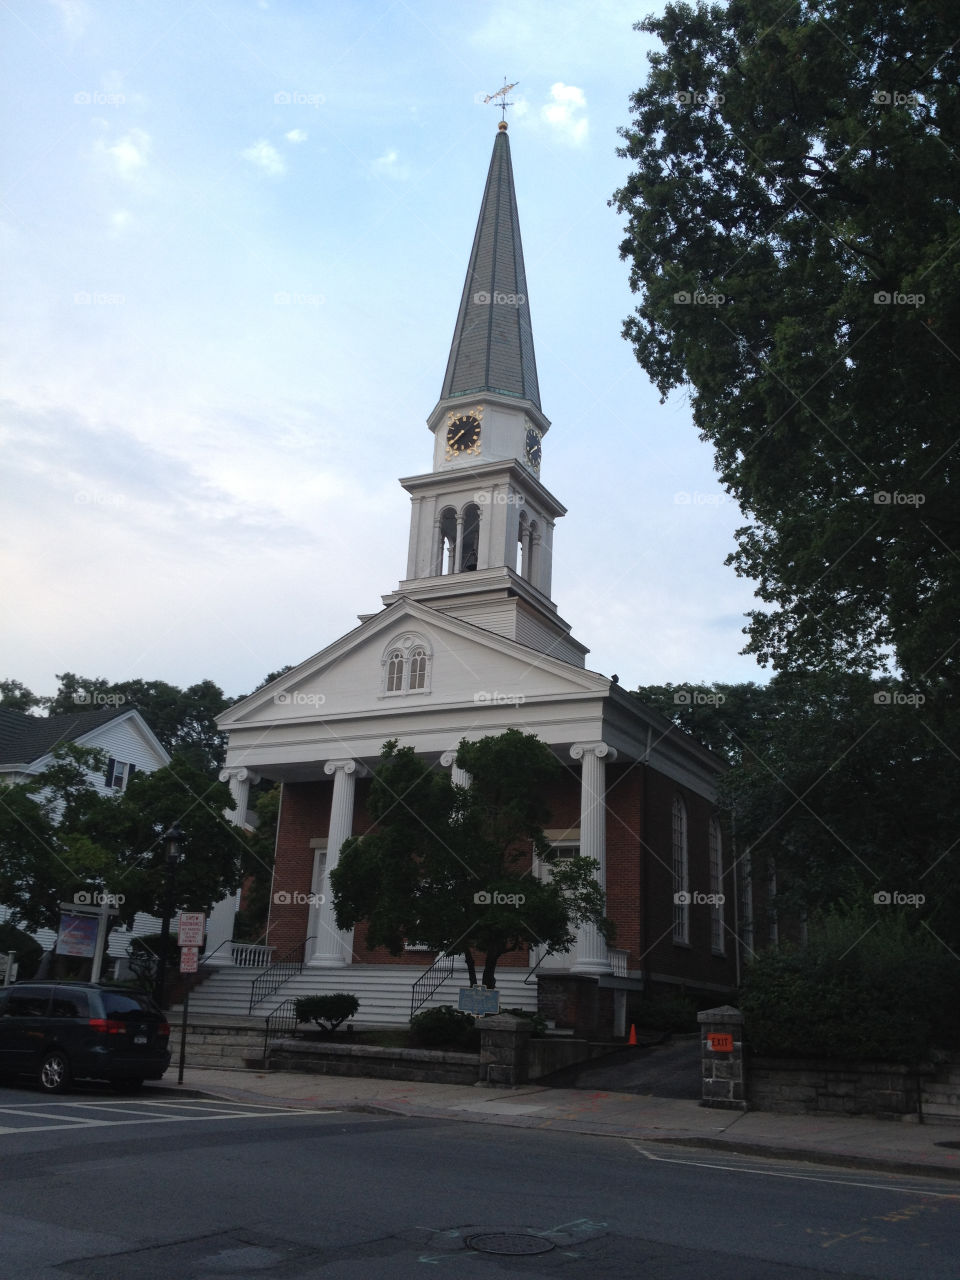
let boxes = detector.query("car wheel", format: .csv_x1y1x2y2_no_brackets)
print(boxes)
39,1050,71,1094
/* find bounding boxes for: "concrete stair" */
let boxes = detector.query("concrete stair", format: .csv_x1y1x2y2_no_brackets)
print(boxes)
169,962,537,1027
922,1055,960,1124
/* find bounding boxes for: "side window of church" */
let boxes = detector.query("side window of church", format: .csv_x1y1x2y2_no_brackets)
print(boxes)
408,648,427,690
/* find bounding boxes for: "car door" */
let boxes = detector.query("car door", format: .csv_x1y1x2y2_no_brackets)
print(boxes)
0,985,54,1073
49,987,93,1074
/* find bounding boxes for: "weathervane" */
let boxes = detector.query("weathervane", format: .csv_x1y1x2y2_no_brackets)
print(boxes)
484,78,518,125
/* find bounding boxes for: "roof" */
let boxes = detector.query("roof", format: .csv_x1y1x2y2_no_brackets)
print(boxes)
0,706,128,771
438,126,541,410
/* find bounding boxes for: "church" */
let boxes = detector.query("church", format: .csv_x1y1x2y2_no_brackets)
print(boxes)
213,121,742,1031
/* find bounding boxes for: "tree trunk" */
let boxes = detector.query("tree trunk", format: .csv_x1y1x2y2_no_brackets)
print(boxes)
481,947,502,989
463,948,477,987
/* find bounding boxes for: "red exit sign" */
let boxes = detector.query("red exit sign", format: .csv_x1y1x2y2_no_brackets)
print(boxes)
706,1032,734,1053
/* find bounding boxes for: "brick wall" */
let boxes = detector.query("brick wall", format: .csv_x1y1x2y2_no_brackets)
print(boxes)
267,780,331,957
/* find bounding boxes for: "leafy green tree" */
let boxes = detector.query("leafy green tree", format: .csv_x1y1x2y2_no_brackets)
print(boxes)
0,744,246,934
331,731,612,989
44,673,230,773
612,1,960,683
0,679,41,712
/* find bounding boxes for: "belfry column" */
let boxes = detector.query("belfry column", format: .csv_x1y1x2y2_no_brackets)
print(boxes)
310,759,364,966
208,767,260,963
570,742,617,975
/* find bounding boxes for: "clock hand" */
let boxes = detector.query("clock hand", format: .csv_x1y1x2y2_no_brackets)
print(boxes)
451,430,465,443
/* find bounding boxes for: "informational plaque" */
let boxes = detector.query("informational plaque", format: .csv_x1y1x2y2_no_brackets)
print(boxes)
458,987,501,1016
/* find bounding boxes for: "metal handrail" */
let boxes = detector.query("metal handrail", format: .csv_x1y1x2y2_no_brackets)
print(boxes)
522,946,556,985
263,997,300,1057
248,936,316,1013
410,951,455,1018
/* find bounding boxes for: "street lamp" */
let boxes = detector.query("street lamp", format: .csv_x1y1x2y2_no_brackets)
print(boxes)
154,822,185,1009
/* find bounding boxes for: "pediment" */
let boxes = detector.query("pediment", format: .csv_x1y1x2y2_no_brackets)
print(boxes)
218,599,608,731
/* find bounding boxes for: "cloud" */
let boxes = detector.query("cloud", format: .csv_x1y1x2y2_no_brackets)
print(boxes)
50,0,91,39
371,149,409,180
243,140,285,176
95,128,151,180
285,129,307,144
541,82,588,145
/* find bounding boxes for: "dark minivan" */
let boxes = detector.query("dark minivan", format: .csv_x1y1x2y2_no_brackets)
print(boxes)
0,982,171,1092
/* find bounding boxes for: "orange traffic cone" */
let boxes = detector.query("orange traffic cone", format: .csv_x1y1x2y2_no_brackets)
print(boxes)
628,1024,637,1046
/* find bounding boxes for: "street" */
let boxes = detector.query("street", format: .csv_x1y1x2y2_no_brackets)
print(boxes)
1,1082,958,1279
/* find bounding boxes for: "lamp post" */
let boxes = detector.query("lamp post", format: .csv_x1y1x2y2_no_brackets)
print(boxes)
154,822,185,1009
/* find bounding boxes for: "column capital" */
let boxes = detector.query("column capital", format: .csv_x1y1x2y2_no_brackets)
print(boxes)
219,766,261,785
323,759,368,779
440,750,457,768
570,742,618,764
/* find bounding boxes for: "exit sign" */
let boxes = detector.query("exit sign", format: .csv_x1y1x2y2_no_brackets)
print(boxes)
706,1032,734,1053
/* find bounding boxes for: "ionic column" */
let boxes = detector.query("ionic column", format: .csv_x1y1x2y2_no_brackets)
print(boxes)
569,742,617,975
310,759,365,966
440,749,471,789
219,766,260,828
208,767,262,963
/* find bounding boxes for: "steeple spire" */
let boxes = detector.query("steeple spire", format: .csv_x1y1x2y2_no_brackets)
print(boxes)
438,127,541,411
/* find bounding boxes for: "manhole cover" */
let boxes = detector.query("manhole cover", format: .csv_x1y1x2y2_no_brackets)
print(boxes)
466,1233,555,1256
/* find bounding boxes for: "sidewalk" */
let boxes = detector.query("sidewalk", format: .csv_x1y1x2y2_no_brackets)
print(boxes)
153,1066,960,1182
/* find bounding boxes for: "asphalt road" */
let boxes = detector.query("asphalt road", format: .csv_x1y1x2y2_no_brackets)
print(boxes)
1,1081,958,1280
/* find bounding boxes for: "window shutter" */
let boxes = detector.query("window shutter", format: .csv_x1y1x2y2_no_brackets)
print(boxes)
105,757,116,788
127,763,137,783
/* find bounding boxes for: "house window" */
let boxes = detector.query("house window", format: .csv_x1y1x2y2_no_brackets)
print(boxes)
105,758,135,792
709,818,725,954
380,634,433,697
672,796,689,944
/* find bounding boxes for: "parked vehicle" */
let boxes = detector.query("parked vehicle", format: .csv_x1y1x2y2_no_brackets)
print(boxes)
0,982,171,1092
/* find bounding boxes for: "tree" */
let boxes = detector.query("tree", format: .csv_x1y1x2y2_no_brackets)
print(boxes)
0,679,41,712
611,2,960,683
637,674,960,946
44,673,230,773
0,743,246,934
331,732,612,989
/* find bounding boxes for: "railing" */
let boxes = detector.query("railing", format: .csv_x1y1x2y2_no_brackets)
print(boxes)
410,951,455,1017
523,947,556,985
248,937,316,1013
231,942,275,968
609,949,629,978
263,997,299,1057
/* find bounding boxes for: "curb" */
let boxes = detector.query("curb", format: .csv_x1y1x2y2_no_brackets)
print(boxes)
167,1079,960,1181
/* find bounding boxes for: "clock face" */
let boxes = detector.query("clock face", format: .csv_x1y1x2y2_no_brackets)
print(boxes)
524,427,542,470
446,414,481,458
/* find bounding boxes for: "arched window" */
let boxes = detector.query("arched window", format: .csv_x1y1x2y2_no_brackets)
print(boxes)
437,507,457,576
709,817,724,954
517,510,530,579
381,633,433,697
460,502,480,572
386,650,404,693
672,796,689,944
408,647,427,691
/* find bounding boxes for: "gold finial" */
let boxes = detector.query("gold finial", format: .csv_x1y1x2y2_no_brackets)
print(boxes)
484,79,518,126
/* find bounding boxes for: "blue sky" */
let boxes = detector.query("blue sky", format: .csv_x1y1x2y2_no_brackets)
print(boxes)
1,0,767,701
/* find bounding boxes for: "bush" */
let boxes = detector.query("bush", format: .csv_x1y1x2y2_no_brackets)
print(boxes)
294,993,359,1033
740,909,960,1063
409,1004,479,1050
504,1007,548,1038
0,922,43,980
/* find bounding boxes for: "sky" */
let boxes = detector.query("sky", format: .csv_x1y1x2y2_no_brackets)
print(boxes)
1,0,769,703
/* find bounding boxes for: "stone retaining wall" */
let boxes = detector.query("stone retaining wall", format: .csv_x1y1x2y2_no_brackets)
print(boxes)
267,1040,481,1085
748,1057,932,1118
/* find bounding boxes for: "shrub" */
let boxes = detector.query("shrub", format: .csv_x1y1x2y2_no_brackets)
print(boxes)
294,993,359,1033
0,922,43,980
740,909,960,1063
503,1007,548,1038
409,1004,479,1050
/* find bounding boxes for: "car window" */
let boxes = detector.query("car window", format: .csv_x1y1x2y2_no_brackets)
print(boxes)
51,989,90,1018
6,987,52,1017
100,991,159,1019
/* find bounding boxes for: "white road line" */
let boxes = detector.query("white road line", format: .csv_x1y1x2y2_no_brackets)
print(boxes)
627,1141,960,1199
0,1107,341,1135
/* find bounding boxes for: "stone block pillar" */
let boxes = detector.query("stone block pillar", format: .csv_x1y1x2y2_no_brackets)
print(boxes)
698,1005,747,1109
479,1014,533,1086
